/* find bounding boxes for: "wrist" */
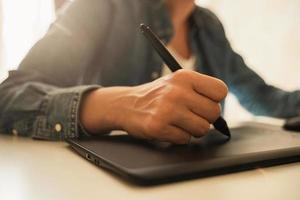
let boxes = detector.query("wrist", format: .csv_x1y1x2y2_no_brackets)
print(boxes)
79,87,134,134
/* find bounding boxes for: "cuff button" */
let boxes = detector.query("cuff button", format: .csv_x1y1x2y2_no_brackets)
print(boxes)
12,129,18,136
54,123,62,133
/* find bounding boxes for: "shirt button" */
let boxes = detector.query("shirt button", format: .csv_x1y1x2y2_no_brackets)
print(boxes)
151,71,159,80
12,129,18,136
54,123,62,133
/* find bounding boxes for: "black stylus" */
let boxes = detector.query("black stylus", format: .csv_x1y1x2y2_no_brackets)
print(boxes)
140,24,231,138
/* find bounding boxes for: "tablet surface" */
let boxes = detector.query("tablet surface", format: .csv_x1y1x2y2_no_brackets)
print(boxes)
68,123,300,185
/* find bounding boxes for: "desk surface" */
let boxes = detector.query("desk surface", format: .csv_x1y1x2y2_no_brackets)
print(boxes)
1,121,300,200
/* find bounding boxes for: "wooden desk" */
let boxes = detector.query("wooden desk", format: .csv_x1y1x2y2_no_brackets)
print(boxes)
1,124,300,200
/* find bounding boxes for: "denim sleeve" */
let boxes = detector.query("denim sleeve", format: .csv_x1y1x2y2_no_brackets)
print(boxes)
224,48,300,118
199,8,300,118
0,0,112,140
0,70,100,140
211,16,300,118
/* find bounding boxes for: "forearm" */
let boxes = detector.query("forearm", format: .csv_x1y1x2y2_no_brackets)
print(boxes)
232,79,300,118
226,50,300,118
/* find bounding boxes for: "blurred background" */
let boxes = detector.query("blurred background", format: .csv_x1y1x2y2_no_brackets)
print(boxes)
0,0,299,121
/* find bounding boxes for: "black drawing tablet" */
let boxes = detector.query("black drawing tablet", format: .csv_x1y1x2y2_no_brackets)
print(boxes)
68,123,300,185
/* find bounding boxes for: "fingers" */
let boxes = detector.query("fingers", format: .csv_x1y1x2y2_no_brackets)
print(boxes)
185,92,222,123
142,114,191,144
154,125,191,144
142,107,211,143
190,72,228,102
170,69,228,102
173,109,211,138
125,69,229,145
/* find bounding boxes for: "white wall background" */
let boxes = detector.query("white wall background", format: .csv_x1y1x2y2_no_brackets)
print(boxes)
0,0,3,71
197,0,300,121
0,0,55,81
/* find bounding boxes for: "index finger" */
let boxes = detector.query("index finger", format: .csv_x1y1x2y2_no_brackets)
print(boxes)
188,71,228,102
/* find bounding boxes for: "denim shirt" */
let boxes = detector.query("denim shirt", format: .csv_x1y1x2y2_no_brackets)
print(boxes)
0,0,299,140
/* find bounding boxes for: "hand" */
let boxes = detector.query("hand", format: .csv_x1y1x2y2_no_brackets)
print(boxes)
80,69,228,144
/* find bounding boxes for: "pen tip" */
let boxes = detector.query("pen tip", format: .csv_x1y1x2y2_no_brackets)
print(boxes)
213,117,231,139
223,127,231,139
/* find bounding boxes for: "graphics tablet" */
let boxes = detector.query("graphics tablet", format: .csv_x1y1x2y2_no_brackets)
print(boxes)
67,122,300,185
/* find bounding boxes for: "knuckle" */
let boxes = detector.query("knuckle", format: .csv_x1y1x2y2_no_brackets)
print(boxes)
171,69,190,81
212,104,221,119
208,104,222,122
203,121,211,133
215,80,228,101
214,104,222,117
163,85,181,101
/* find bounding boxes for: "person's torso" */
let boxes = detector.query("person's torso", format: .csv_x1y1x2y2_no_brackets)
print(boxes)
82,0,229,87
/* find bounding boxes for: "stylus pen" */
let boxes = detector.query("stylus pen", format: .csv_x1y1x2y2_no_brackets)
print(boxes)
140,24,231,138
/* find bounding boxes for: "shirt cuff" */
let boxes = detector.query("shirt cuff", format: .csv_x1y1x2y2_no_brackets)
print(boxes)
32,85,100,140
